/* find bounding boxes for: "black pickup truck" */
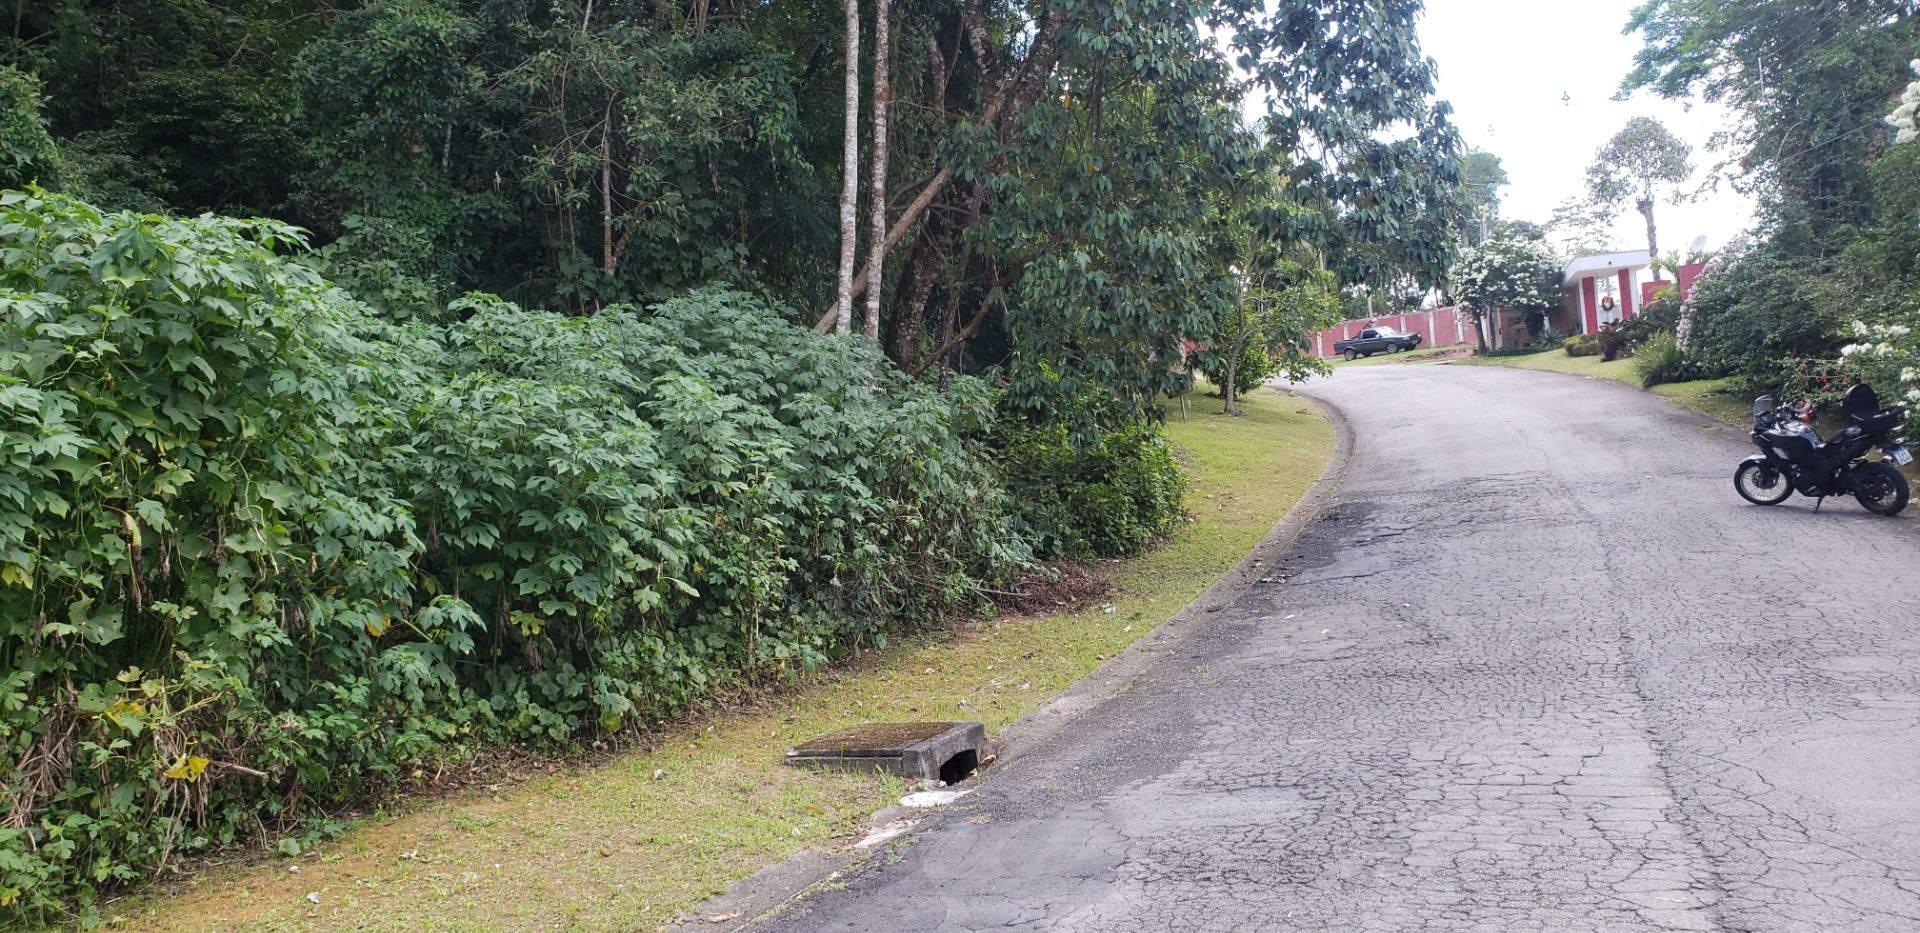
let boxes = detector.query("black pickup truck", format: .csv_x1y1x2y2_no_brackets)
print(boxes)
1334,326,1422,360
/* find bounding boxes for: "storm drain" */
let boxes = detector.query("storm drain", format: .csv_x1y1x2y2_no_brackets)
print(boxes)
785,721,986,783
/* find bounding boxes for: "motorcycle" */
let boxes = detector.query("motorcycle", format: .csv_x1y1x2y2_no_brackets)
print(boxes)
1735,383,1912,515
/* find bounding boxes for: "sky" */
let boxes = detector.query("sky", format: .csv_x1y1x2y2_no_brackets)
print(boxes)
1416,0,1756,259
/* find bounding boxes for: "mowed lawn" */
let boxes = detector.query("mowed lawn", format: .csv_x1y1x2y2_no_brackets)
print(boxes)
1457,351,1751,425
110,386,1333,933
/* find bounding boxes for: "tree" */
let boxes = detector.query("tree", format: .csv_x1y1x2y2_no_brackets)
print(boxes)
1199,197,1340,414
9,0,1465,437
833,0,862,335
1623,0,1918,238
862,0,892,340
1459,149,1509,246
1547,196,1612,258
1210,263,1339,414
1450,237,1564,353
1584,117,1692,279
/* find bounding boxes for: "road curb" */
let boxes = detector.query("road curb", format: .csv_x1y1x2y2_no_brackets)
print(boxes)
678,386,1355,931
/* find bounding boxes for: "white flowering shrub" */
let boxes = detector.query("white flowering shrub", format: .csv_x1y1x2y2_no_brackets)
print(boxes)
1844,63,1920,400
1891,60,1920,145
1841,321,1920,405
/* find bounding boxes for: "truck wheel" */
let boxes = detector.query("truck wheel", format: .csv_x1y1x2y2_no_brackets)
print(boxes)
1343,348,1358,361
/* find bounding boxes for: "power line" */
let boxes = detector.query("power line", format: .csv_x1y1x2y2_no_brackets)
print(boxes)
1774,115,1892,168
1769,4,1851,59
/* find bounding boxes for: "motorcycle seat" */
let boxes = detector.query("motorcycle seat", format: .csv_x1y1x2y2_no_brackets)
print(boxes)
1850,408,1902,435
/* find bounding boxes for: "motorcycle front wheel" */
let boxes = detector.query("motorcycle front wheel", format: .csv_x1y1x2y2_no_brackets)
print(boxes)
1852,461,1910,515
1734,460,1792,506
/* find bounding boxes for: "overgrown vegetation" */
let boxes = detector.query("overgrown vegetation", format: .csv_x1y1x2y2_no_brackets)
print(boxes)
0,0,1475,920
994,412,1185,560
0,67,59,189
0,192,1030,921
112,385,1331,933
1623,1,1919,406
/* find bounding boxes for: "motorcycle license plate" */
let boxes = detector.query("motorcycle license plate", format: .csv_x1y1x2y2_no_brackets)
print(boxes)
1892,446,1914,466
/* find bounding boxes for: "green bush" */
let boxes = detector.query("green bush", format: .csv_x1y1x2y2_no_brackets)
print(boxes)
1634,331,1695,387
994,410,1186,560
1618,297,1679,346
1683,240,1843,381
0,190,1026,922
1564,333,1600,357
0,67,61,189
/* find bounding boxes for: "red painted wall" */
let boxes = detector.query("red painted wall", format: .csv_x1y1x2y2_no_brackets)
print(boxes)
1637,261,1708,309
1311,307,1472,358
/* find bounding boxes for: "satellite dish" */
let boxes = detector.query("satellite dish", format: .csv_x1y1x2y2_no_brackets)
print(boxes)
1688,235,1708,254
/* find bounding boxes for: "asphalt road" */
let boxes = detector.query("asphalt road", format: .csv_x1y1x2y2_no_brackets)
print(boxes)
765,363,1920,932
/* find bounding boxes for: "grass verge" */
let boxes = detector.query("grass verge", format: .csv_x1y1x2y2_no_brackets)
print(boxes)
1456,352,1750,426
108,387,1332,933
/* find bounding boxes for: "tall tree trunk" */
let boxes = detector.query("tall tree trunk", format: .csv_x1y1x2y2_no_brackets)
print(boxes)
936,284,960,391
1639,196,1661,280
1222,333,1242,414
891,244,938,368
600,102,617,276
1472,313,1490,355
832,0,861,334
862,0,891,340
813,7,1065,333
1222,296,1252,414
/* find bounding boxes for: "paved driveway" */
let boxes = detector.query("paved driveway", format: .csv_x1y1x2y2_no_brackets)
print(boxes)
764,364,1920,932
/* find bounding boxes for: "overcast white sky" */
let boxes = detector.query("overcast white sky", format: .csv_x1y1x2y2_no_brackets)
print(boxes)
1417,0,1756,257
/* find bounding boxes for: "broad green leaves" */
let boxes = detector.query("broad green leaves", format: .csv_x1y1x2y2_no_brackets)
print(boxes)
0,67,60,190
0,192,1023,922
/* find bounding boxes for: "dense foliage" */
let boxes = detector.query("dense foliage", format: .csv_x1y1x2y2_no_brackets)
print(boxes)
0,192,1029,920
994,410,1185,560
5,0,1465,430
1622,1,1919,404
0,0,1470,919
0,67,59,189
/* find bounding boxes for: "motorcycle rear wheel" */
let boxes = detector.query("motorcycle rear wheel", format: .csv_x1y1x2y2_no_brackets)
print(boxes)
1734,460,1792,506
1852,461,1910,516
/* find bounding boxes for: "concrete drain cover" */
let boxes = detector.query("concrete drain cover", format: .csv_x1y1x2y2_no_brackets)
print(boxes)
786,721,986,783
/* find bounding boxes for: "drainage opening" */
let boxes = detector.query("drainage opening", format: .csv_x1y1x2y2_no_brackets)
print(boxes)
939,749,979,785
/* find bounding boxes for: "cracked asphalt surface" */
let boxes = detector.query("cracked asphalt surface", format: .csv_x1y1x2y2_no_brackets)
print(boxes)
763,364,1920,932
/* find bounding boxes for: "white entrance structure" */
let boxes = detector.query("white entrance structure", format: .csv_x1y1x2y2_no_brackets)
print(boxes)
1562,250,1650,334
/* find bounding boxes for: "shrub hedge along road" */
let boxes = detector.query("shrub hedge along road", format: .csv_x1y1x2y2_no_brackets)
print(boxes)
0,191,1190,922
